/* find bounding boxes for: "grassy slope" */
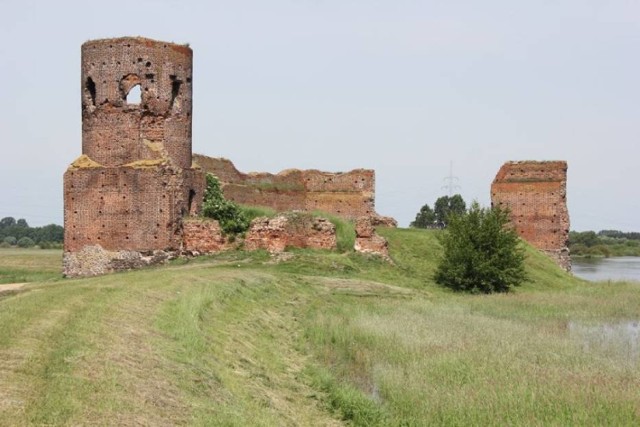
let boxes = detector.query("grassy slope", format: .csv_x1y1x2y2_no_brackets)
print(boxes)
0,229,639,426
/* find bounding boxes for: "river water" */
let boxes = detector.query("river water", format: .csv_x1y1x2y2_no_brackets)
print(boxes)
572,257,640,282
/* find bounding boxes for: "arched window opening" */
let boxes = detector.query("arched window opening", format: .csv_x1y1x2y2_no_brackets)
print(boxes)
170,75,182,110
188,189,196,215
126,84,142,105
85,77,96,106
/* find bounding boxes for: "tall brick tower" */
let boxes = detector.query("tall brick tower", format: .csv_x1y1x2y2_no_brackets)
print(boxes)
491,161,570,271
63,37,204,277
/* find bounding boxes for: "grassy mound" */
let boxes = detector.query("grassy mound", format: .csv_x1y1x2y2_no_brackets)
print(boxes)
1,230,639,425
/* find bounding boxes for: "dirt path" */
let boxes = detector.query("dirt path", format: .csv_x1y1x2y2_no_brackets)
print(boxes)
0,283,27,295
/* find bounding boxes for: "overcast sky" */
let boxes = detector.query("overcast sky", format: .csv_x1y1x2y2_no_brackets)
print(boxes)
1,0,638,230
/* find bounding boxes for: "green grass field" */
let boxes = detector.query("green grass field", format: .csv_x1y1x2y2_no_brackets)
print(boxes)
0,229,638,426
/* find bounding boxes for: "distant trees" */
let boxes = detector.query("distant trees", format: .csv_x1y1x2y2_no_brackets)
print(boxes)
569,230,640,257
411,194,467,228
17,237,35,248
410,204,436,228
435,202,527,293
0,216,64,248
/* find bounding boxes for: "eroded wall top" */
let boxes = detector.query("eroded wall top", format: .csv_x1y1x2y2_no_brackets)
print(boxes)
81,37,193,168
194,154,377,219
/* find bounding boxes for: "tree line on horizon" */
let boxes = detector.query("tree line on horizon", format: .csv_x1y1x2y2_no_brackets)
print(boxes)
569,230,640,257
0,217,63,249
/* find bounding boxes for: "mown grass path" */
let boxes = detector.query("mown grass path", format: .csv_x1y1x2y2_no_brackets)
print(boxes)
0,263,349,426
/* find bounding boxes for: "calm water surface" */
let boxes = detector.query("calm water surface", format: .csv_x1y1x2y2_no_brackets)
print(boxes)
572,257,640,282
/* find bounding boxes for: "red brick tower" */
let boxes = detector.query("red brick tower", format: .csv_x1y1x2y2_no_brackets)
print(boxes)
63,37,204,276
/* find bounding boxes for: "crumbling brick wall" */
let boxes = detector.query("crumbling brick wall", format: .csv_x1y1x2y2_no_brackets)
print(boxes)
182,218,229,254
194,155,376,219
491,161,570,271
244,213,337,253
64,37,204,277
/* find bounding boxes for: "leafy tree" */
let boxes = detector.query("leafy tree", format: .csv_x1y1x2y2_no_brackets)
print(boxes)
202,174,250,235
16,218,29,228
435,202,527,294
3,236,17,245
0,217,16,228
17,237,35,248
412,194,466,229
434,194,466,225
410,204,436,228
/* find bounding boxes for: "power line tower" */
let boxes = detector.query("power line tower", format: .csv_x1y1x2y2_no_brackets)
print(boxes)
442,161,461,196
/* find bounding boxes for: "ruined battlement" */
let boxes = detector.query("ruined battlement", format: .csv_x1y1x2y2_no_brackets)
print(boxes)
194,155,376,219
81,37,193,169
491,161,570,270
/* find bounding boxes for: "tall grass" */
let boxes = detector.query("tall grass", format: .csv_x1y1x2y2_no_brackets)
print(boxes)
239,204,277,222
1,230,639,425
312,211,355,253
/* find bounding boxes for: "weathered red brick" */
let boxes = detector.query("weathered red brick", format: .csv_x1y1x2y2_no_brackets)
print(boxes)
491,161,570,271
194,155,376,220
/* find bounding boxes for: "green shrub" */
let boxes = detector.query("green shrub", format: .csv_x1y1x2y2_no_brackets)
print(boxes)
434,202,527,293
202,174,250,235
17,237,35,248
3,236,17,246
38,241,62,250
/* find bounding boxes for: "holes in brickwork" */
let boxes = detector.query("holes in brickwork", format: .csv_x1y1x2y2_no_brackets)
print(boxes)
146,61,151,67
85,77,97,106
126,84,142,105
186,77,192,83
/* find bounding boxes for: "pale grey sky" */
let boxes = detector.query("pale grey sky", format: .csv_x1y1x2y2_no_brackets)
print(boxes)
1,0,638,230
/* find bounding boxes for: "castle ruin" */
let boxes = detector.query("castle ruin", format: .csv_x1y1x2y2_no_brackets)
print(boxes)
491,161,571,271
63,37,387,276
63,37,204,276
